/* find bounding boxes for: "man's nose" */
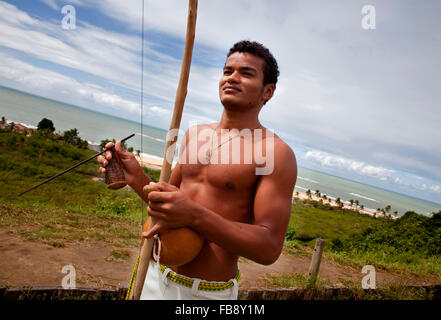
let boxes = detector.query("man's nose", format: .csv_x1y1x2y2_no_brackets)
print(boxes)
226,70,240,83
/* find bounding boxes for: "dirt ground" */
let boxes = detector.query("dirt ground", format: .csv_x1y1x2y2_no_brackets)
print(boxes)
0,229,438,290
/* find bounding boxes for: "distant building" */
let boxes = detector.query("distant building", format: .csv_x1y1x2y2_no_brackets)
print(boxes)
0,121,34,135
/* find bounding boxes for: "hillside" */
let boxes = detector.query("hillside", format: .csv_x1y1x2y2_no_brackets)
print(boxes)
0,127,440,298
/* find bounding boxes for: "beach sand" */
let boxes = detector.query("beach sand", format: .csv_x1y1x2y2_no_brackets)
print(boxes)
292,191,385,218
135,154,177,171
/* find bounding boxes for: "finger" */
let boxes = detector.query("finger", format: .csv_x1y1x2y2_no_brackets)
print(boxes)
147,207,167,220
99,167,106,174
97,155,104,163
105,150,112,160
115,141,126,152
115,141,135,161
105,142,114,149
97,155,108,166
154,181,179,192
145,223,162,238
148,200,170,212
148,191,172,202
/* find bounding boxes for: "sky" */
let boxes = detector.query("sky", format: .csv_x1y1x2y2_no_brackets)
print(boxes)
0,0,440,204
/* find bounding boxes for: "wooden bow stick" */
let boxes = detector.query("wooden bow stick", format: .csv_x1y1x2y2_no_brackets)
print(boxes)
129,0,198,300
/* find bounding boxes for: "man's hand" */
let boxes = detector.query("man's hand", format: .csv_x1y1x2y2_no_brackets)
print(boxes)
144,182,198,238
97,141,143,187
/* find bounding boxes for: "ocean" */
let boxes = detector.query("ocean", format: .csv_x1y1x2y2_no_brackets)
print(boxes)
2,85,441,217
294,168,441,217
0,85,167,161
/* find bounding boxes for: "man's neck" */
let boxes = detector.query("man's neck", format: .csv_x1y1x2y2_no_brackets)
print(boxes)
219,109,262,131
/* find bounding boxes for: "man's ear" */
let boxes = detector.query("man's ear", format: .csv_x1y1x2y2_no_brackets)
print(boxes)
262,83,275,103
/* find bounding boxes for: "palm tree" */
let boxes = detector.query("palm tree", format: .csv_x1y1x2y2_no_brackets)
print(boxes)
349,199,354,208
315,190,320,198
306,189,312,198
385,205,391,215
355,200,359,210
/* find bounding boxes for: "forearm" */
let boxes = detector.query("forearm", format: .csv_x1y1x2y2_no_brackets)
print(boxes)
190,205,282,265
129,170,152,203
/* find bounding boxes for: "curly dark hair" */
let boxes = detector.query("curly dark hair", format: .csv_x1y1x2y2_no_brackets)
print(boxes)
227,40,280,89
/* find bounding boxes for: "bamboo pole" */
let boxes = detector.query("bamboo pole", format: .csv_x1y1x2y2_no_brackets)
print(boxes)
308,238,325,285
129,0,198,300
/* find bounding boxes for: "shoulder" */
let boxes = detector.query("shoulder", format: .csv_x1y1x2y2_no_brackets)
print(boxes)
180,123,217,146
184,123,217,137
260,127,297,179
264,128,296,165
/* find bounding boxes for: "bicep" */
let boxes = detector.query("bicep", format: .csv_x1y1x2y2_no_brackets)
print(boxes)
169,163,182,187
253,144,297,243
168,128,191,188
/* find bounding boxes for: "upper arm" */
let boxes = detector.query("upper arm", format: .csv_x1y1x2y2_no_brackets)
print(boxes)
253,141,297,255
169,163,182,187
169,127,192,188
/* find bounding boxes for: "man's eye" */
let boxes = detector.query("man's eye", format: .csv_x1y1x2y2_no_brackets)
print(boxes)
224,70,232,75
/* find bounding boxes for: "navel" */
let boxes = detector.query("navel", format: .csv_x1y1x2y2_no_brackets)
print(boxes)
226,181,236,190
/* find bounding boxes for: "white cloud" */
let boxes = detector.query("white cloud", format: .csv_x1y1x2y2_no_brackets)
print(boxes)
0,51,140,116
305,150,395,180
41,0,60,11
149,106,169,115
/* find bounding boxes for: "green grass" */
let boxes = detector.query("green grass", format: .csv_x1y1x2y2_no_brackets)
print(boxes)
0,130,151,247
0,130,148,213
0,203,141,247
287,198,381,246
264,272,331,289
287,198,441,279
263,271,437,300
106,249,131,262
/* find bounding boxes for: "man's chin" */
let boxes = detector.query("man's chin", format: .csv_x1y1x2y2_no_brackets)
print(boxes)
220,97,243,110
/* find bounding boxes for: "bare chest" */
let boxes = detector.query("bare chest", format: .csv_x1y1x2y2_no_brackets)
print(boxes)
181,162,260,193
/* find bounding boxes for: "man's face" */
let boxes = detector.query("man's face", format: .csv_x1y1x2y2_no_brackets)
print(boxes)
219,52,274,110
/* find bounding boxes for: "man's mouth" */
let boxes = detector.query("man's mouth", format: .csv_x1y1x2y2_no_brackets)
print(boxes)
223,86,241,92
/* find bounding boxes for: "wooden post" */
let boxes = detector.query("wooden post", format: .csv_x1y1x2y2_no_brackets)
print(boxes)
308,238,325,285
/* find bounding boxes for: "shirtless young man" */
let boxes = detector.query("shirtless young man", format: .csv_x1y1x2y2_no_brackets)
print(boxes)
98,41,297,300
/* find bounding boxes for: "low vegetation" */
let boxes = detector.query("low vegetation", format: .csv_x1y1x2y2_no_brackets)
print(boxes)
286,198,441,279
0,120,160,248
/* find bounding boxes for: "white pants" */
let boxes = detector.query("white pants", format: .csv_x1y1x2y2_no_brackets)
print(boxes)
140,261,239,300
